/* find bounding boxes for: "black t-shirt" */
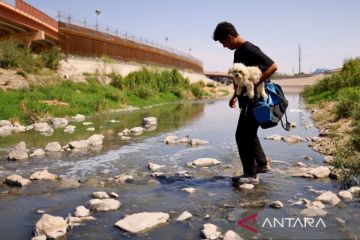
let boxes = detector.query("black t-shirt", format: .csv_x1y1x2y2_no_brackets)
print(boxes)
233,41,274,72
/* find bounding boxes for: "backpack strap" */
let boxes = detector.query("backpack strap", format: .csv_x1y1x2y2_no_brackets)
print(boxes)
280,111,291,131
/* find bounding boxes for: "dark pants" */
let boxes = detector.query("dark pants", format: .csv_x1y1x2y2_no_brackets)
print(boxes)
235,104,268,176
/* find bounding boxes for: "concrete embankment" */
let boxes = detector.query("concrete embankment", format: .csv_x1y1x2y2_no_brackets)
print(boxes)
58,57,215,85
272,74,327,93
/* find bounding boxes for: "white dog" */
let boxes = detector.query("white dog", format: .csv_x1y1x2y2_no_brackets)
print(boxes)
228,63,267,100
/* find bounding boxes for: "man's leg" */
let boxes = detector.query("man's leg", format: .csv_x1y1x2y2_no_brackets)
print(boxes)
235,110,258,177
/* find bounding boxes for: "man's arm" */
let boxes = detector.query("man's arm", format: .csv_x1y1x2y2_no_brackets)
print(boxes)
259,63,278,83
229,79,238,108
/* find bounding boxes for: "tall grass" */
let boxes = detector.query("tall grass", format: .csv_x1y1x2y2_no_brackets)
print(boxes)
0,77,125,123
110,68,205,101
303,57,360,182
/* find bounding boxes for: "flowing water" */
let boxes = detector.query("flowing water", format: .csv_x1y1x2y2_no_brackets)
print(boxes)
0,95,359,240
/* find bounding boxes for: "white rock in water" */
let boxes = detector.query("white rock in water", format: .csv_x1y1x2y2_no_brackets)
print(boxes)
178,137,190,143
190,139,209,146
87,199,121,211
151,172,166,177
114,212,169,234
142,117,157,126
121,136,131,141
12,125,26,132
130,127,144,135
296,162,307,167
86,127,95,131
121,128,131,135
30,169,58,181
34,122,54,135
110,119,120,123
45,142,62,152
64,125,76,134
72,114,86,122
282,135,306,143
316,191,341,205
201,223,221,240
188,158,221,167
349,186,360,195
223,230,243,240
269,200,284,209
25,125,34,131
265,134,282,141
83,122,93,126
309,166,330,178
34,214,67,239
300,207,327,217
338,190,353,200
323,155,334,164
51,118,68,128
92,191,110,199
114,174,134,184
239,183,254,190
29,149,46,158
4,174,31,186
110,192,119,198
163,135,178,144
306,201,325,209
87,134,104,146
176,211,193,221
8,141,28,160
148,162,165,171
0,125,13,136
181,187,196,193
0,120,12,127
74,206,90,218
68,140,89,150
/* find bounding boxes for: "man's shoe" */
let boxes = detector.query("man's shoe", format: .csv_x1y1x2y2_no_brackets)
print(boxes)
232,174,260,184
256,164,271,173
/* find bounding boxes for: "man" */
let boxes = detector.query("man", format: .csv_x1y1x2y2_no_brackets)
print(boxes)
213,22,277,184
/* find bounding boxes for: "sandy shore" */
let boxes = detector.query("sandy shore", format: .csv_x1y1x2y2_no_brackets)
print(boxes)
272,74,327,93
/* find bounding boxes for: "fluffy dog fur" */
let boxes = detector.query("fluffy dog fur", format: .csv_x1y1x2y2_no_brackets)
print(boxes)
228,63,267,99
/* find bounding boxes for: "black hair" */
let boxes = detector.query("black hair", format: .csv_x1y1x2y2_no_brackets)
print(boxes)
212,22,239,41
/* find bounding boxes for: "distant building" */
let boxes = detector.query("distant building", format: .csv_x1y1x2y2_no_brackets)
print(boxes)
204,71,233,85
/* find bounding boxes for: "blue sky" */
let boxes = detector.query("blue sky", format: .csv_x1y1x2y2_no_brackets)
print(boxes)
8,0,360,74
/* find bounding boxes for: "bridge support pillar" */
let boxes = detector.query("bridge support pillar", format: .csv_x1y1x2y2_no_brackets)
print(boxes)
1,30,45,47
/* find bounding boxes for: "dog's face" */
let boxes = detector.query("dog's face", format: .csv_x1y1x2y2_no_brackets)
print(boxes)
228,63,249,84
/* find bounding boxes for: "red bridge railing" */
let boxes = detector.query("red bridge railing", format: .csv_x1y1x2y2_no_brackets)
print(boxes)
15,0,58,29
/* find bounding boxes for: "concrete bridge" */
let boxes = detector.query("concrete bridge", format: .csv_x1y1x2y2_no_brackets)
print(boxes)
0,0,203,72
0,0,58,49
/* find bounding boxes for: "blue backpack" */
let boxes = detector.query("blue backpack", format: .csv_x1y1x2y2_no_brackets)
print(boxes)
252,82,290,131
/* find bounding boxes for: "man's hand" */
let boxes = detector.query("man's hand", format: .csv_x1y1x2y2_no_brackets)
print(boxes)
229,95,237,108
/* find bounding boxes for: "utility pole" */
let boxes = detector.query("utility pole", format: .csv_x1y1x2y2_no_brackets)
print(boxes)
298,44,302,75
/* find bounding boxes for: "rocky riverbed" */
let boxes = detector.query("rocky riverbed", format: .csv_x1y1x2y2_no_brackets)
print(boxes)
0,96,359,239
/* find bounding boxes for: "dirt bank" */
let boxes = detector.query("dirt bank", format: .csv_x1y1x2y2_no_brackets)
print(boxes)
272,74,327,93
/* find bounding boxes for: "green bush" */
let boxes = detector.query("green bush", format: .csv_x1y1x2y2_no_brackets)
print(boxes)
335,87,360,118
0,40,39,73
191,83,205,99
40,47,63,69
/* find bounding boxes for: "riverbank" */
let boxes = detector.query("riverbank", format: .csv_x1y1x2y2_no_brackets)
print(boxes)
0,66,231,125
303,58,360,182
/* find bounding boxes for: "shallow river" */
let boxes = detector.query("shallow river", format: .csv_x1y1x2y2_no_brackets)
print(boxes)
0,94,359,240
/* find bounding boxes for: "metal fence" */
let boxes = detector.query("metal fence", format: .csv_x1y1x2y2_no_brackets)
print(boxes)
57,11,202,67
59,19,203,72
